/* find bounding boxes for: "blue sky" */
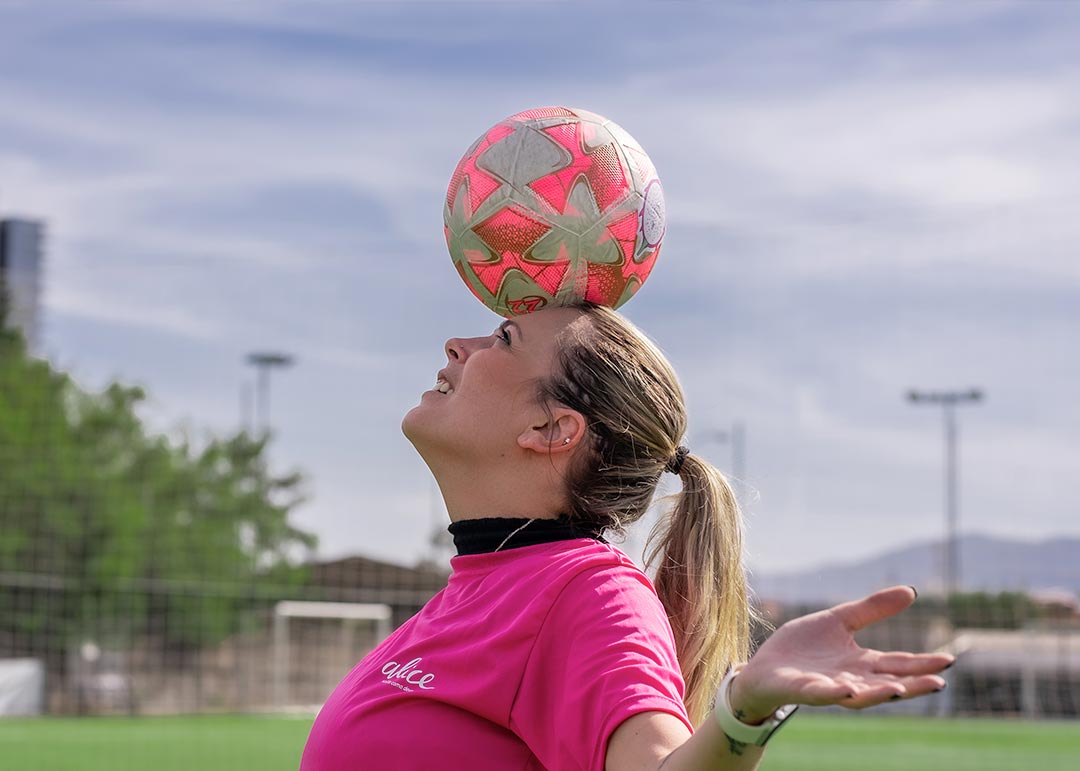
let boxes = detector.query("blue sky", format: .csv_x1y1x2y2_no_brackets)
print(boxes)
2,1,1077,584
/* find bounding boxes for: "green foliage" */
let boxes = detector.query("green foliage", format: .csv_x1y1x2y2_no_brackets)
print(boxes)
0,321,316,654
915,591,1037,629
946,591,1035,629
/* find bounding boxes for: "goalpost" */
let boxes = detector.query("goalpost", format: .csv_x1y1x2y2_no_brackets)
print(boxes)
0,658,45,716
272,601,393,712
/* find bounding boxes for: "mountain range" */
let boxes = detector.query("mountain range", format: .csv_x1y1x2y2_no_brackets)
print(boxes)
748,533,1080,605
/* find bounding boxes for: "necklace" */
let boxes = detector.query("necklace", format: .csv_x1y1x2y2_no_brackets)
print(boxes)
493,518,536,552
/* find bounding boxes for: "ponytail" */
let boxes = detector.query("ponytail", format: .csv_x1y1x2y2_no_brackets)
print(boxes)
539,302,767,727
646,454,762,726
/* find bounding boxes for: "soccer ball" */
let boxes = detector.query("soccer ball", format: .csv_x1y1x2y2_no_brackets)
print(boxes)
444,106,665,317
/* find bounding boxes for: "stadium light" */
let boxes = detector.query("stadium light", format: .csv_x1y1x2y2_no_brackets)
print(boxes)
246,352,295,436
906,388,984,598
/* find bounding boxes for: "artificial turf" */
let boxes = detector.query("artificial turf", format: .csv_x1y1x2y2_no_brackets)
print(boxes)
764,712,1080,771
0,712,1077,770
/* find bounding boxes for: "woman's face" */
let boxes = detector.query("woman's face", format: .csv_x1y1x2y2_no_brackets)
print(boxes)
402,306,585,463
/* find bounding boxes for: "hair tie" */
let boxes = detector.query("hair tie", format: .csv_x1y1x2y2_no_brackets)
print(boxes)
666,445,690,475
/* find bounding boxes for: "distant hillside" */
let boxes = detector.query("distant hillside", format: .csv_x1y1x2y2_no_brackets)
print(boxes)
749,534,1080,605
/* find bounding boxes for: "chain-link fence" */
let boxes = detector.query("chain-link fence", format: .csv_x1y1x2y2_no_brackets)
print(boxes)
0,555,449,716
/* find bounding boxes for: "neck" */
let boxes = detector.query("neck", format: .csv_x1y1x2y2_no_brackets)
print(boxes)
424,454,566,524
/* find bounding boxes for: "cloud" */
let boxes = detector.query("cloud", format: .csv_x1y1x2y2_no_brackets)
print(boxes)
48,284,219,340
3,0,1078,571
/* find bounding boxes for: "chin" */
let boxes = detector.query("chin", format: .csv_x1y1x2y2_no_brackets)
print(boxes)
401,403,424,443
402,410,447,475
403,401,467,467
401,398,442,447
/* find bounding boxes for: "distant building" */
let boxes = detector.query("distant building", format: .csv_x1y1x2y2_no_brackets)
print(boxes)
0,218,45,353
306,553,449,628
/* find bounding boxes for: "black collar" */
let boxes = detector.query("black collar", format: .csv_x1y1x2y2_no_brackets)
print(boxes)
448,517,605,556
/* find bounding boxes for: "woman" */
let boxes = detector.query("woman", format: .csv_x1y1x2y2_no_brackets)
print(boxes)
301,302,953,771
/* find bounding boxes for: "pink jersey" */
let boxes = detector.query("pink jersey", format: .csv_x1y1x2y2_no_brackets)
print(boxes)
300,538,693,771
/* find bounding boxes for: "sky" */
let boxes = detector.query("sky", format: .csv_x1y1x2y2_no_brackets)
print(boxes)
1,0,1077,582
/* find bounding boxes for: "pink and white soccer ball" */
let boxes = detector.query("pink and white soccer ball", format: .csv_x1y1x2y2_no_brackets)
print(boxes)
443,106,666,317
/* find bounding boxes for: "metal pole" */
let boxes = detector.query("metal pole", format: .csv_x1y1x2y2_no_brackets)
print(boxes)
240,382,253,434
944,402,958,599
696,425,747,503
256,365,270,433
731,421,746,485
272,605,288,709
907,389,983,599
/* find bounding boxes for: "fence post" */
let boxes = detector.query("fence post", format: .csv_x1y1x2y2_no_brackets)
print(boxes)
1020,625,1037,719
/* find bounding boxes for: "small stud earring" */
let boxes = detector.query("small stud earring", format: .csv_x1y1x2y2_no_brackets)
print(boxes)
563,438,571,445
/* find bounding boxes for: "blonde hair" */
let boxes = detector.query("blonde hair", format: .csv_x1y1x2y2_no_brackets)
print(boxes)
538,302,768,726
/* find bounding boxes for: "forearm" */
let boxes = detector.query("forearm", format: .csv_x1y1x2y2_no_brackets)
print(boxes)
656,717,765,771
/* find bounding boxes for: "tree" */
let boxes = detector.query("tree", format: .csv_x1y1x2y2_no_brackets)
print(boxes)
911,591,1038,629
945,591,1035,629
0,306,317,669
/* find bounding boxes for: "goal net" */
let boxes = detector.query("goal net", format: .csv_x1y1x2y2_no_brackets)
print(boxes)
271,601,392,714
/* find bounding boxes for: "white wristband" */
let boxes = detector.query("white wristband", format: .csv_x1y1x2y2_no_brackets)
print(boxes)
713,665,799,747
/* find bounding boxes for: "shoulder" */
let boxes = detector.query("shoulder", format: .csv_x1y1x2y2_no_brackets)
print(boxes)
508,541,676,663
544,552,672,643
471,539,669,642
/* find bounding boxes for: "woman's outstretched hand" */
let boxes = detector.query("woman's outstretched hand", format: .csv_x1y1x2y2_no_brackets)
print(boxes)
728,585,954,723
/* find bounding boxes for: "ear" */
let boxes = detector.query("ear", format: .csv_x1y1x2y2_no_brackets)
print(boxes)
517,406,587,457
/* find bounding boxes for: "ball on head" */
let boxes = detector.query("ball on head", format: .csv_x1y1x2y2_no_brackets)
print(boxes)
444,106,665,317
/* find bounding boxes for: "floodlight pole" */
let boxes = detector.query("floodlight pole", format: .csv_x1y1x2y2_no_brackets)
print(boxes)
907,388,984,598
246,352,295,435
699,422,746,491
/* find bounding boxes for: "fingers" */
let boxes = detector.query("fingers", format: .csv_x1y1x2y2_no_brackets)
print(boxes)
871,650,956,676
797,671,947,709
773,651,954,712
840,674,948,710
830,585,917,633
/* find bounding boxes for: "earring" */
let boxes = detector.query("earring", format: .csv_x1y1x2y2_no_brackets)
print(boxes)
563,438,571,445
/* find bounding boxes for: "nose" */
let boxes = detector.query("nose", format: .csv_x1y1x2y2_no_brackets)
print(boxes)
445,334,494,362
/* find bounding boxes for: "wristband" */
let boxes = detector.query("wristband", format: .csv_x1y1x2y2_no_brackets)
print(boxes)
713,664,799,747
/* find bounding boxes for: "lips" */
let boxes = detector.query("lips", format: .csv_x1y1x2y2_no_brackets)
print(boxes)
433,370,454,395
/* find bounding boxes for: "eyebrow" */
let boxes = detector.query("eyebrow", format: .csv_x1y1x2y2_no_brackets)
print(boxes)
501,320,524,341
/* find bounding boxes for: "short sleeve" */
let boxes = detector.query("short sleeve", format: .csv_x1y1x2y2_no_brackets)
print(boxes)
508,564,694,771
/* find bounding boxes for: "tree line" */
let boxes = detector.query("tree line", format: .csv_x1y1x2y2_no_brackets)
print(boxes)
0,289,317,665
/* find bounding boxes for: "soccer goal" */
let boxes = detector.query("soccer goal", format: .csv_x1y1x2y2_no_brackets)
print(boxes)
0,658,45,716
271,601,392,713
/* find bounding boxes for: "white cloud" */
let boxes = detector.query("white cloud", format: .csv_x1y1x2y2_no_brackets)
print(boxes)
48,284,219,340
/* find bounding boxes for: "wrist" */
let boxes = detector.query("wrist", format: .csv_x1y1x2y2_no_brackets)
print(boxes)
726,666,780,725
713,665,800,748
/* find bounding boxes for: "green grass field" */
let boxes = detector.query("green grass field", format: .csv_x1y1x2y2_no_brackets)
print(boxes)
0,713,1077,770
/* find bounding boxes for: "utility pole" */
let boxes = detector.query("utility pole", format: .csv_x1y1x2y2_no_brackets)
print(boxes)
246,352,295,436
907,388,984,598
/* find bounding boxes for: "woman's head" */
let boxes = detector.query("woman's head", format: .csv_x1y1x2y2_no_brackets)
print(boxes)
401,302,687,523
401,306,594,519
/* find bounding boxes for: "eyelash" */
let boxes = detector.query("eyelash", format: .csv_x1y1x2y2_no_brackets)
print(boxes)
496,327,511,345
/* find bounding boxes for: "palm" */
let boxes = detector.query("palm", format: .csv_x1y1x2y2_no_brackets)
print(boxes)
732,586,953,718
